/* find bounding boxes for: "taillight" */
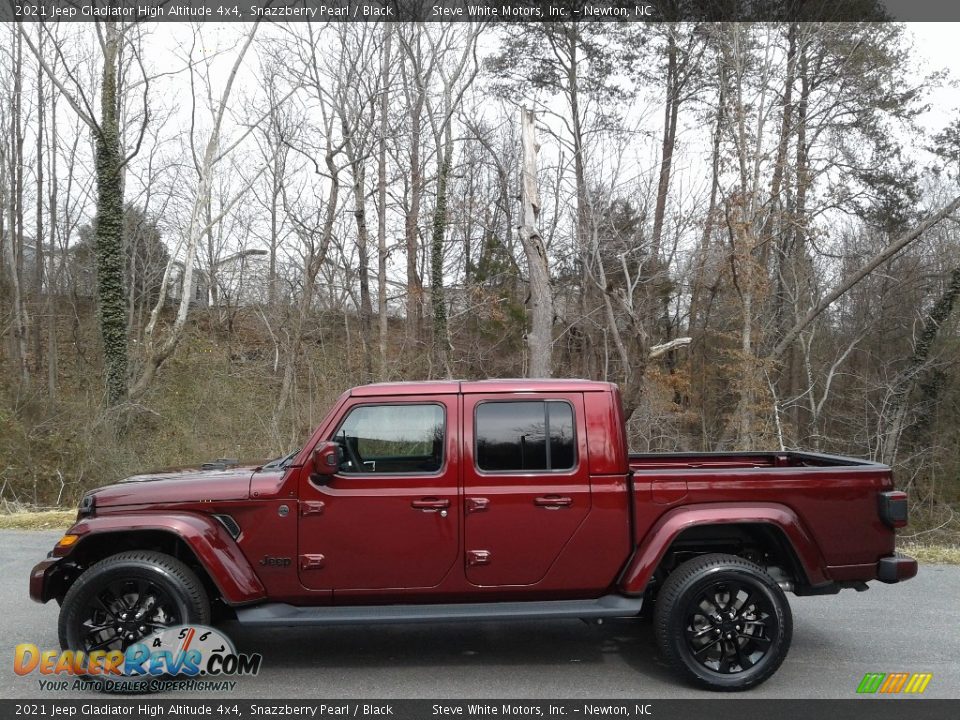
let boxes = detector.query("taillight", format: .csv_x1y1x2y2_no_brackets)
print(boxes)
879,490,908,528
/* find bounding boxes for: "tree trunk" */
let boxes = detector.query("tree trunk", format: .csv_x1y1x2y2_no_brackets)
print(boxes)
404,70,425,348
47,71,59,400
761,21,796,275
269,169,280,308
95,20,128,404
206,194,219,314
785,41,810,433
651,27,679,262
688,63,724,332
5,27,31,387
377,26,392,380
567,29,594,378
349,149,374,382
519,108,552,378
34,31,44,374
430,144,452,377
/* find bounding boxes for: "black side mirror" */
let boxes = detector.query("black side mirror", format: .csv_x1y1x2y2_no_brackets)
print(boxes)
308,441,340,483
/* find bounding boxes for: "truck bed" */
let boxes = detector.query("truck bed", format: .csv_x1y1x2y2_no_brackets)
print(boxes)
626,450,895,583
628,450,882,472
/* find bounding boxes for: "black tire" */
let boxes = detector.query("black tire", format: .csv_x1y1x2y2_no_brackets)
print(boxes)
58,550,210,693
653,553,792,691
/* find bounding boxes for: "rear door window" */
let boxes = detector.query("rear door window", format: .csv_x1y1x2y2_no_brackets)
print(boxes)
475,400,575,472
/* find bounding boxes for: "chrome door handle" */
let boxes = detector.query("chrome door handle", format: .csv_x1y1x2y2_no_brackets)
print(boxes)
411,498,450,512
534,495,572,509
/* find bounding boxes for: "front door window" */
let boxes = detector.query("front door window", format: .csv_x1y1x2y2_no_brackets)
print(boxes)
334,403,445,474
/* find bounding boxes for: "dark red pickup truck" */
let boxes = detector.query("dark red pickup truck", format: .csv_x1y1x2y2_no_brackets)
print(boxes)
30,380,917,690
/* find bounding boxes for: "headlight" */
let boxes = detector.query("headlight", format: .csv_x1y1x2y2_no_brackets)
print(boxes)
76,493,96,520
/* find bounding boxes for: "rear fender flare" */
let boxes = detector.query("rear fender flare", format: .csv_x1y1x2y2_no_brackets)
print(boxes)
61,513,265,605
618,502,828,595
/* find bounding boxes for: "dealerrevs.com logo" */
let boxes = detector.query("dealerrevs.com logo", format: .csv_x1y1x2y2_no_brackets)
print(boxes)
856,672,933,694
15,625,262,692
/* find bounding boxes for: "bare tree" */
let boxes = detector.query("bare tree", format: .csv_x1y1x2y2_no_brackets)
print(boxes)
131,23,261,400
519,108,552,378
376,24,393,380
21,20,153,404
254,66,295,309
425,23,482,377
335,25,381,382
395,26,431,349
2,26,31,387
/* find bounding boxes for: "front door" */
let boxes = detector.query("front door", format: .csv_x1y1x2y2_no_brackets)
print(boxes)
298,396,460,592
462,393,590,586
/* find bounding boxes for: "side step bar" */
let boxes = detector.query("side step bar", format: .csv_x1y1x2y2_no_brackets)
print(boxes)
235,594,644,626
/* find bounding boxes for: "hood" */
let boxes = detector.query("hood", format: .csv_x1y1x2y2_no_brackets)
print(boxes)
90,464,260,508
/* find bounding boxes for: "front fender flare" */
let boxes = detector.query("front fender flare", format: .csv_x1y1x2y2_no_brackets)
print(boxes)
618,502,828,595
60,512,266,605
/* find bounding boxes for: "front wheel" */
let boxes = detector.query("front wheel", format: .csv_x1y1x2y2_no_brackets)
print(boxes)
58,550,210,655
653,553,792,691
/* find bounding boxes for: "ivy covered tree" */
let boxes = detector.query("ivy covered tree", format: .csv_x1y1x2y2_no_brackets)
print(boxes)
20,19,148,405
94,21,127,404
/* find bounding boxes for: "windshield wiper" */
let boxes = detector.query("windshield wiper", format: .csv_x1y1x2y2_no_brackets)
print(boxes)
263,448,300,470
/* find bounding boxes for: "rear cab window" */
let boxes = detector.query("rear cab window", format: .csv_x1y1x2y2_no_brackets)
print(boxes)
474,400,576,472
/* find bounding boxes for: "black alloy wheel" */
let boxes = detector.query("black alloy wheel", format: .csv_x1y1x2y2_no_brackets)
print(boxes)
77,576,183,653
682,578,777,674
59,550,210,658
654,553,792,691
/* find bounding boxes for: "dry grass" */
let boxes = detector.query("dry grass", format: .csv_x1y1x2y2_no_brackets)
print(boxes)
899,542,960,565
0,510,75,530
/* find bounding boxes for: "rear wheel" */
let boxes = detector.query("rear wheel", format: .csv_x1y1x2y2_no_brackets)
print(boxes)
653,553,791,691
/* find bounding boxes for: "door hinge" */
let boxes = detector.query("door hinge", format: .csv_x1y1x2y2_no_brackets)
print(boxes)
299,553,326,570
301,501,326,516
467,550,491,566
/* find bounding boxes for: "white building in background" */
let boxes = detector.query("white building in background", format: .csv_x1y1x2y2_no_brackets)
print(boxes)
165,249,269,308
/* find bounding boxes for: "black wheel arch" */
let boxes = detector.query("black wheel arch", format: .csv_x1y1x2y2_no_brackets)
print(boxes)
59,530,224,609
645,521,809,599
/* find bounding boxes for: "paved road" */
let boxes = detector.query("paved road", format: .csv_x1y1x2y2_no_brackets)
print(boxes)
1,531,957,699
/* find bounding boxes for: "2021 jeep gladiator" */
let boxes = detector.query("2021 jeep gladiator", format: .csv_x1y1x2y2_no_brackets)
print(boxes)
30,380,918,690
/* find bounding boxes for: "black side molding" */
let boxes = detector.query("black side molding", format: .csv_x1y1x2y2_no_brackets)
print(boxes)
235,595,644,626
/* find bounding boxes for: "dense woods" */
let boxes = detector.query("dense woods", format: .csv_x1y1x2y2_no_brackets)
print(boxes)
0,19,958,543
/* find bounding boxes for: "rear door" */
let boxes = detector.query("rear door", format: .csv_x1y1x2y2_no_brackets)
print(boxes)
298,396,460,592
462,393,590,586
